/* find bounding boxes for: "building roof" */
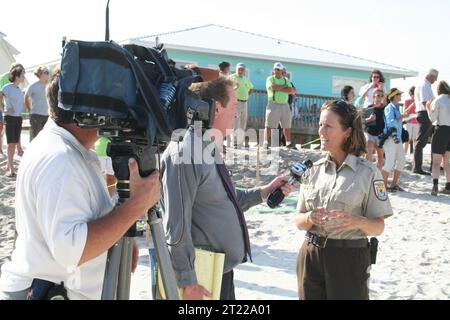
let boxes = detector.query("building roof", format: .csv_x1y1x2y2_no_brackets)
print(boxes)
0,32,20,57
128,24,417,78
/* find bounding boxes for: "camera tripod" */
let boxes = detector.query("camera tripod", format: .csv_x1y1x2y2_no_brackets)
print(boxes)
101,140,179,300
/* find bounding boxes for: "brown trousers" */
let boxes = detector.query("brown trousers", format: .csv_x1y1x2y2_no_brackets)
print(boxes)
297,240,371,300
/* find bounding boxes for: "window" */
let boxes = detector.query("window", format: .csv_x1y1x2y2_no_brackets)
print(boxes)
332,76,367,95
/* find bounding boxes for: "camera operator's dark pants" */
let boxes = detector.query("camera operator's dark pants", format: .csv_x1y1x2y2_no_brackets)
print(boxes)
30,114,49,141
297,240,371,300
414,111,433,171
220,270,235,300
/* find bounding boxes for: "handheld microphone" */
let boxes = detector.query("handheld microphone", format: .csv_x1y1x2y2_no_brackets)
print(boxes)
267,160,313,208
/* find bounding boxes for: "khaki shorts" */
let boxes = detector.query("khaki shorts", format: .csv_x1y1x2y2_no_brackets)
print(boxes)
265,102,292,129
406,122,419,141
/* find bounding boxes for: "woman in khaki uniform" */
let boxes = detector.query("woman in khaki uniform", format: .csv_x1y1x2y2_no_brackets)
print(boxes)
295,100,393,300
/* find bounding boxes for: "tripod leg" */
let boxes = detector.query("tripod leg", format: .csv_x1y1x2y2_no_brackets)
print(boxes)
101,239,124,300
117,236,134,300
149,207,180,300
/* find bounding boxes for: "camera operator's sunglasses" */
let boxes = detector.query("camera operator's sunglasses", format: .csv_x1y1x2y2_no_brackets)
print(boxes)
42,70,50,75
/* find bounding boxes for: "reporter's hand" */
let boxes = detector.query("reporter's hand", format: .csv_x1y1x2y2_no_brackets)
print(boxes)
128,158,160,214
260,176,295,199
182,284,212,300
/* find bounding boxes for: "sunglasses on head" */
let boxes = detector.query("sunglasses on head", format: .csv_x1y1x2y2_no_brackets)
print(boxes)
334,99,356,113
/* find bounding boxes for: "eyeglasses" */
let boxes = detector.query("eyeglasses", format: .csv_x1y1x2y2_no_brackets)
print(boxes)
42,70,49,75
372,75,380,79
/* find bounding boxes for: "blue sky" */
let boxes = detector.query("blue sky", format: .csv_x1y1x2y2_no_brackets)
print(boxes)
2,0,449,93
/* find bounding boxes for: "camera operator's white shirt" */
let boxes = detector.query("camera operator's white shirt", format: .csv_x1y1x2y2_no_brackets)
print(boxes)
0,119,115,300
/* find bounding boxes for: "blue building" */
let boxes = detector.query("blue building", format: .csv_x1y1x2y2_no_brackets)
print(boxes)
125,24,417,140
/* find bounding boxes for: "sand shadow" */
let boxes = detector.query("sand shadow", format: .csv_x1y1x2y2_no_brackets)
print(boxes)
234,279,298,299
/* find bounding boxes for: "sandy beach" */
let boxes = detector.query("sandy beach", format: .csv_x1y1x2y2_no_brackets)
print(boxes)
1,133,449,300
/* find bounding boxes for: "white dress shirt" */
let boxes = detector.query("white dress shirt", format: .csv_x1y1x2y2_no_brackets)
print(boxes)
415,79,435,112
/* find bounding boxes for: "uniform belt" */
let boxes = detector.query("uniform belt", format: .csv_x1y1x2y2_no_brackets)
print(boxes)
237,99,248,102
305,232,368,249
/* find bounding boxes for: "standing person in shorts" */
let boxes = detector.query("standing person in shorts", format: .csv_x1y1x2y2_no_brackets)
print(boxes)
263,62,296,149
0,65,26,177
363,89,386,170
403,86,419,155
382,88,406,192
429,80,450,196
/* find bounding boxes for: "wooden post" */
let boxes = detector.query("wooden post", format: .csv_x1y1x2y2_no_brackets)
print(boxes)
256,145,260,187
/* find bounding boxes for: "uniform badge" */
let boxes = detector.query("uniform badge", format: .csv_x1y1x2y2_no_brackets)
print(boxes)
373,180,387,201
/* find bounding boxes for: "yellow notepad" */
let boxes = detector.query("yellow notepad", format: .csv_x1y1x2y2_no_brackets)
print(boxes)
157,248,225,300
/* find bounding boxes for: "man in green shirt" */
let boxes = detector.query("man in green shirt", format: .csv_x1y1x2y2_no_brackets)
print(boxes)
228,63,254,147
264,62,296,149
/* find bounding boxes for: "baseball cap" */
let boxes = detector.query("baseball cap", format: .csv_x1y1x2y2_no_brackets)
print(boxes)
236,63,246,69
273,62,284,70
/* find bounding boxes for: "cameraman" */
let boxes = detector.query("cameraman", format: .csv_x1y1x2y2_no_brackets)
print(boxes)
160,78,295,300
0,69,160,300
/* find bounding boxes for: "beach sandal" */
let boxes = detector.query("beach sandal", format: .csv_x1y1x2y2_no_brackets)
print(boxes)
391,185,404,192
6,171,16,178
387,186,397,193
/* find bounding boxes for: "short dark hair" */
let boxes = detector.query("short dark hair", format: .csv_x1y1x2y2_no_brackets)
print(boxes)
189,78,236,107
321,100,366,157
8,66,25,82
370,69,385,83
46,67,75,125
218,61,230,72
409,86,415,96
340,85,354,101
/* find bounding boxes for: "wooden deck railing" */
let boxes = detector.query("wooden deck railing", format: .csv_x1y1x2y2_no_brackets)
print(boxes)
246,89,336,137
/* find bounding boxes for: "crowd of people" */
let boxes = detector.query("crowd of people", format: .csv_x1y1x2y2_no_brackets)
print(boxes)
0,58,448,301
340,68,449,195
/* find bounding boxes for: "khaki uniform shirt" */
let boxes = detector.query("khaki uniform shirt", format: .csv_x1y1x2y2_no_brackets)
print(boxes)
297,154,393,240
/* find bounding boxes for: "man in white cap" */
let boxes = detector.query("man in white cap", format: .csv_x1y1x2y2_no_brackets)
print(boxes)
413,68,439,175
264,62,296,149
228,63,254,147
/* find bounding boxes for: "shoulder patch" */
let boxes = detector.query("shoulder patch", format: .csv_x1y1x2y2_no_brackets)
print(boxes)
373,180,388,201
